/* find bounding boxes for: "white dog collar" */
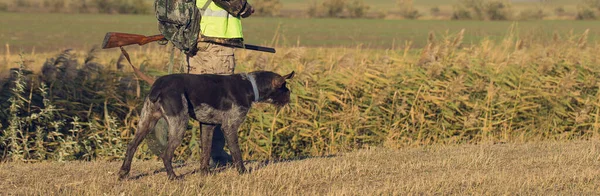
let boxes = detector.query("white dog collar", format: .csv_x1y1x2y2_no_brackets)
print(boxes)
244,73,260,102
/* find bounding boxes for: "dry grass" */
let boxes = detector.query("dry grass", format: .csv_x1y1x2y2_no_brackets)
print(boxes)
1,140,599,195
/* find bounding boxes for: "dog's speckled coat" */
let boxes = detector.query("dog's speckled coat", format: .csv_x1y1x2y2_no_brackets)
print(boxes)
118,71,294,180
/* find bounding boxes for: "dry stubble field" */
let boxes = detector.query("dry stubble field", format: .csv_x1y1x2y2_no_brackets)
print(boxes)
1,141,600,195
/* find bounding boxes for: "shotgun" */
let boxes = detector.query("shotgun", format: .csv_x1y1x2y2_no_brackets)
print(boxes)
102,32,276,53
102,32,277,85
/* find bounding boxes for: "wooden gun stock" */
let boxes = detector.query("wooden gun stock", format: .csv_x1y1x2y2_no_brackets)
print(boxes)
102,32,166,49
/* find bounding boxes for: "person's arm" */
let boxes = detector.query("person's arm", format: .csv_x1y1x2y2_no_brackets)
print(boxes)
212,0,254,18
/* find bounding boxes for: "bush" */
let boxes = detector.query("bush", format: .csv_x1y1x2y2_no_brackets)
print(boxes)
0,2,8,11
485,1,511,20
401,9,421,19
457,0,485,20
452,0,512,20
93,0,112,13
306,0,370,18
116,0,150,14
252,0,282,17
554,6,566,16
323,0,346,17
397,0,421,19
430,6,441,17
576,7,596,20
346,0,369,18
14,0,32,8
452,6,472,20
576,0,600,20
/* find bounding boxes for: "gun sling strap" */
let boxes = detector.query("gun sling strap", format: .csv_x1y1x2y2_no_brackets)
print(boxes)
200,0,212,15
119,47,155,85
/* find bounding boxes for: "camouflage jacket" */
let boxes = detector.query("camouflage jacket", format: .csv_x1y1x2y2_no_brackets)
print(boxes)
199,0,253,48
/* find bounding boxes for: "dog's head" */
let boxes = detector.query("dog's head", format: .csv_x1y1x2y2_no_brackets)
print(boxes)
252,71,295,107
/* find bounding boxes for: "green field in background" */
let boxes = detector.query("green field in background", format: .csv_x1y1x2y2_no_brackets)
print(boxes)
1,12,599,53
276,0,577,10
0,0,581,13
0,0,585,20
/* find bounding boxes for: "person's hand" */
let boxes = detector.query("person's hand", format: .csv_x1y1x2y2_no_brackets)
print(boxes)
240,4,254,18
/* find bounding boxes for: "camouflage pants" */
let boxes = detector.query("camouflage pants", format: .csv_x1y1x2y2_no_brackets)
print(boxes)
187,42,235,166
188,42,236,75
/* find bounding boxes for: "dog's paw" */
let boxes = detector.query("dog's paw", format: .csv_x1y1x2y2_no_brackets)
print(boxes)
117,170,129,181
237,166,247,175
168,174,184,181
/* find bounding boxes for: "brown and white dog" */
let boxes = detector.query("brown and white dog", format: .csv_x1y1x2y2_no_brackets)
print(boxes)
118,70,294,180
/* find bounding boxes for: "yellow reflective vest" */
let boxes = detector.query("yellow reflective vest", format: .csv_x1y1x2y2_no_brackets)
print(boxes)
196,0,244,39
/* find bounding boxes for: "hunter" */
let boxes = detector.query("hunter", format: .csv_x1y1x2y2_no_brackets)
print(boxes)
190,0,254,166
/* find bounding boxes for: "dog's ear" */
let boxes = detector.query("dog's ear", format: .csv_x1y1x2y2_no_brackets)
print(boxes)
283,71,295,80
272,71,295,88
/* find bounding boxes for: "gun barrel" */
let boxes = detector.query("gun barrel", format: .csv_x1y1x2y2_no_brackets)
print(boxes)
242,44,276,53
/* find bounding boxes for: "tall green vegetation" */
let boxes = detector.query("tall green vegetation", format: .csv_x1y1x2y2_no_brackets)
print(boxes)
2,27,599,162
0,49,146,161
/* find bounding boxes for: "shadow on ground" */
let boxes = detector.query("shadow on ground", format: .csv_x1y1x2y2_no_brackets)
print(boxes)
126,154,338,180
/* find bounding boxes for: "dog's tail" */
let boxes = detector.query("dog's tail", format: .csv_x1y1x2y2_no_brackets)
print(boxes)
119,47,156,85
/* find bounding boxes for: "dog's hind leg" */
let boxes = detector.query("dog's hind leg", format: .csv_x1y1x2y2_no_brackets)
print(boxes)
119,99,161,180
161,104,189,180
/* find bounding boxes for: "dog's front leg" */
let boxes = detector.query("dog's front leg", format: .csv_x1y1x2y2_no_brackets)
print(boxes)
200,124,216,174
222,120,247,174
